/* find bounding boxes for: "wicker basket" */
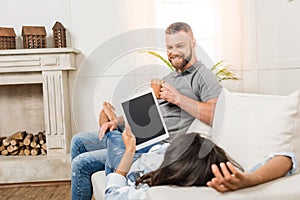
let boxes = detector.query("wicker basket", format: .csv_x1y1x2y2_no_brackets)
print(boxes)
0,27,16,50
52,21,67,48
22,26,47,49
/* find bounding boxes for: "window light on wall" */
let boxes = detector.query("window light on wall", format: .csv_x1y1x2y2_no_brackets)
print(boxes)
154,0,221,62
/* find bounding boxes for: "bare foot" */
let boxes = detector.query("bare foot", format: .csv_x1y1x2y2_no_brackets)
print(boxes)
103,102,117,121
99,109,109,127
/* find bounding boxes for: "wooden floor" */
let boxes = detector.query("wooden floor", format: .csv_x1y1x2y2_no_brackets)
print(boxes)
0,181,71,200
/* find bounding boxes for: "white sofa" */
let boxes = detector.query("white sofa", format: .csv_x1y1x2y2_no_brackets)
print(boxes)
92,89,300,200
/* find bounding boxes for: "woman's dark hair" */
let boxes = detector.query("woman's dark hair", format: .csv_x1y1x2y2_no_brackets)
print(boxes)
136,132,243,187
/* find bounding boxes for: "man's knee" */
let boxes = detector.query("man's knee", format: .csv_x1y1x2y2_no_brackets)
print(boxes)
70,134,82,149
71,154,84,172
106,130,124,146
72,153,94,175
71,151,106,174
70,134,85,160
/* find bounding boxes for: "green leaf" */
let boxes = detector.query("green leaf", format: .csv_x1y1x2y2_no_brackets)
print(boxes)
140,50,175,71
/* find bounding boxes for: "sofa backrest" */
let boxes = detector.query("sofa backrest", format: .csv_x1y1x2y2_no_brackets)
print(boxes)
211,89,300,173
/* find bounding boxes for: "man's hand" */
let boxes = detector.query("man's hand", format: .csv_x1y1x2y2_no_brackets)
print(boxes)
98,120,118,140
98,101,119,140
160,83,182,105
207,162,258,193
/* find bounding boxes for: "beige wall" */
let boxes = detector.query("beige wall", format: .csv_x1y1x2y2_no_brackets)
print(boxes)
242,0,300,95
1,0,300,135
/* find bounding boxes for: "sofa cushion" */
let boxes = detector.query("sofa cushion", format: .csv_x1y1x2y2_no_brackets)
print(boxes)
146,175,300,200
211,89,300,172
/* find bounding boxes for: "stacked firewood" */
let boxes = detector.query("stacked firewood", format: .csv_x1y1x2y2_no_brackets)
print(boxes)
0,131,47,156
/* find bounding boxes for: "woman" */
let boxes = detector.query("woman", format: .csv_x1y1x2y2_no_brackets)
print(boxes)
104,125,295,200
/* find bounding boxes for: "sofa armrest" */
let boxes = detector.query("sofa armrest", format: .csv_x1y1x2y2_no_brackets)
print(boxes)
92,171,106,200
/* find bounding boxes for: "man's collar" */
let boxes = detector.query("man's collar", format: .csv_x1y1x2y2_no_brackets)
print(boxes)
172,61,199,77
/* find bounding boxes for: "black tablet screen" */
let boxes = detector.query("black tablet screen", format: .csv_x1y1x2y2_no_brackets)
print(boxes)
121,92,166,145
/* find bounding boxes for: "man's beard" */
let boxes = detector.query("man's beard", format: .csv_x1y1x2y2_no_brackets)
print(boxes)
168,48,192,71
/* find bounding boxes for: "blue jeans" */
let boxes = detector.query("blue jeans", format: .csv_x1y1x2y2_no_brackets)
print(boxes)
70,130,154,200
105,131,155,175
71,131,107,200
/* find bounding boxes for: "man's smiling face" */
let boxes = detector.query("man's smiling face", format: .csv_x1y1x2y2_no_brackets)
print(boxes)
166,31,194,72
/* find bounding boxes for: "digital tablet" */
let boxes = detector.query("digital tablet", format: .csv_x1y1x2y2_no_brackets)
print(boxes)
120,88,169,150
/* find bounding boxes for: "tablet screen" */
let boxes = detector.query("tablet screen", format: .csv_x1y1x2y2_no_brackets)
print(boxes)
121,91,168,148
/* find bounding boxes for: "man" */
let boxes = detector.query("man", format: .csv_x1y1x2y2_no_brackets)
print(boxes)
71,22,222,200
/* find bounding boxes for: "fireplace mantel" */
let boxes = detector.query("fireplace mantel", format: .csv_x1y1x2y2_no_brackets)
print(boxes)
0,48,79,155
0,48,79,183
0,48,79,84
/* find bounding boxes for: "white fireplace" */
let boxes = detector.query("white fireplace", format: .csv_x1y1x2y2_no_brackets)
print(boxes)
0,48,79,183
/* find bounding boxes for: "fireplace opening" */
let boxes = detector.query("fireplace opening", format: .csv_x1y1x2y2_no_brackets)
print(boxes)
0,84,46,156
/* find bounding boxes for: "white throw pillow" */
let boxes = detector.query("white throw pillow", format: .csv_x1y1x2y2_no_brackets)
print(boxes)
211,89,300,172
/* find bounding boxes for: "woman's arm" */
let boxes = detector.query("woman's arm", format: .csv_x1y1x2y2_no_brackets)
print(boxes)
115,124,136,176
207,155,293,193
105,125,150,200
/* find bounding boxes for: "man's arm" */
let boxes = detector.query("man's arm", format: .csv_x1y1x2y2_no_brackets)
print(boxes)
160,83,217,125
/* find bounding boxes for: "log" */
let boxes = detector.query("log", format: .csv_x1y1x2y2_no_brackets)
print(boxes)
11,131,27,140
16,146,26,156
41,148,47,155
1,131,47,156
24,148,31,156
7,145,18,153
23,133,33,146
19,149,25,156
2,138,11,146
10,139,18,146
19,142,24,147
0,136,6,146
11,150,19,156
30,135,39,148
1,149,8,156
31,148,40,156
6,145,13,152
38,132,46,144
2,131,26,147
42,143,47,151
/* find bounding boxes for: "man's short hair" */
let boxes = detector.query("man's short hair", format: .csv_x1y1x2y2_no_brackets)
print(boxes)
166,22,193,35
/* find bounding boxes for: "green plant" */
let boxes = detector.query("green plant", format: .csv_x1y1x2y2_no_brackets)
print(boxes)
140,50,175,71
211,60,239,82
142,50,239,82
